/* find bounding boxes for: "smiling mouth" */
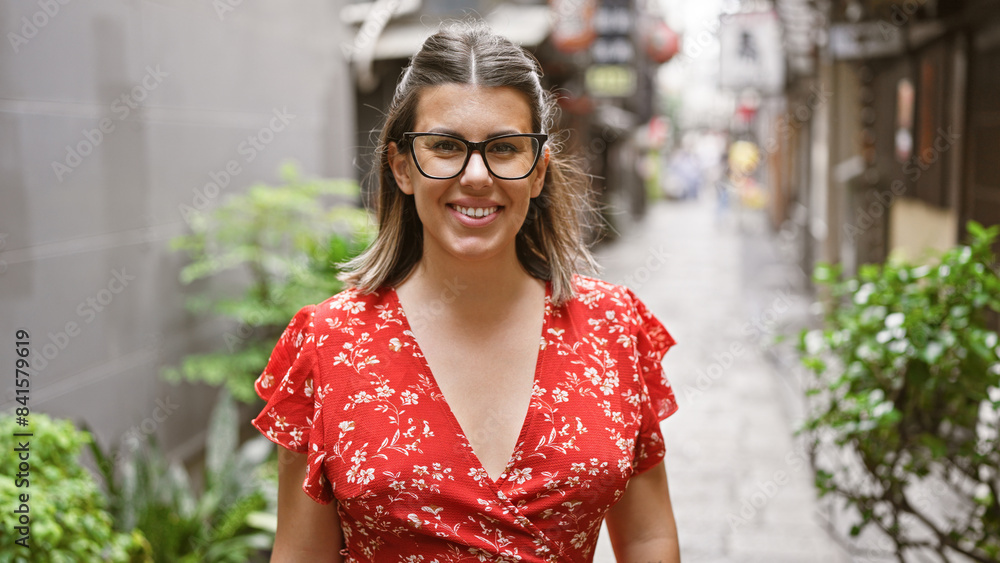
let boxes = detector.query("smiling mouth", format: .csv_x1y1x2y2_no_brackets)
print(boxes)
449,204,501,218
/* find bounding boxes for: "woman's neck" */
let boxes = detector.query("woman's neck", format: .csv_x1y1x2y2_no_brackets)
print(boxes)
400,240,542,314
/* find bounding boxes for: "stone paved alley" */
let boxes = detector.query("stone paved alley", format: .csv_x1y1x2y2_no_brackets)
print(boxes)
590,197,851,563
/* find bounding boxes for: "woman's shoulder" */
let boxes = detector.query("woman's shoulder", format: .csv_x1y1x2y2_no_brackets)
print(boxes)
567,274,676,370
567,273,645,314
314,284,388,311
293,285,395,337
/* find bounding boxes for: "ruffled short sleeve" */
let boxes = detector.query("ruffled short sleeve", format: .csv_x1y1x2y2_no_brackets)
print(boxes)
251,305,333,503
625,288,679,475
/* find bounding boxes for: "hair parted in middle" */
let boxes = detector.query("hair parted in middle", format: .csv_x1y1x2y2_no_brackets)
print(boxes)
338,20,600,305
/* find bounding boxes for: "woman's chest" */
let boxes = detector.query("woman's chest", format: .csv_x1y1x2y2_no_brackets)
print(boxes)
318,328,645,504
416,325,542,475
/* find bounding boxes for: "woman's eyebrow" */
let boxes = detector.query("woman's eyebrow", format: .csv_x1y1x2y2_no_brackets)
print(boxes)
488,129,523,137
424,127,526,139
426,127,462,136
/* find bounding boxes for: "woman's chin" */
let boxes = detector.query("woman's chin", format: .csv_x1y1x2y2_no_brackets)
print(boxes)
439,237,511,263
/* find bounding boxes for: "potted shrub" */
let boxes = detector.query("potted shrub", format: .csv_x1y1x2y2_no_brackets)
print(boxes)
798,222,1000,561
0,413,149,563
162,162,371,403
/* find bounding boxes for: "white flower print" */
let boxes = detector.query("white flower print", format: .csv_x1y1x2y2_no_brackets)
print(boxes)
375,384,395,399
351,449,367,465
430,463,451,481
315,383,330,402
357,467,375,485
468,467,489,482
618,458,632,474
349,391,374,405
561,500,582,511
599,372,619,395
623,389,641,407
508,467,532,484
333,351,350,366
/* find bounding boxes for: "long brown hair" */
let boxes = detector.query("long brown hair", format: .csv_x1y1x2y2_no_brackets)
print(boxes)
338,21,599,305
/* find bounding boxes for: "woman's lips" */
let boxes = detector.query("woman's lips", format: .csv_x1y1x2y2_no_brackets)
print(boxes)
447,204,503,227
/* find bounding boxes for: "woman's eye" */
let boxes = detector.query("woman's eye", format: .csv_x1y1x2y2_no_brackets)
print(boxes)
489,143,518,154
431,141,461,152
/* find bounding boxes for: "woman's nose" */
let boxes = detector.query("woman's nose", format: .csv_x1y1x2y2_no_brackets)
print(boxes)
460,151,493,188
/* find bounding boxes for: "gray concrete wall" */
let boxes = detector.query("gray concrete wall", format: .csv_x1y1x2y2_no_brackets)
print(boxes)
0,0,356,457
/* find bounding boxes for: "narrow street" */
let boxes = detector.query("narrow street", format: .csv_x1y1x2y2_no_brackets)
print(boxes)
591,196,850,562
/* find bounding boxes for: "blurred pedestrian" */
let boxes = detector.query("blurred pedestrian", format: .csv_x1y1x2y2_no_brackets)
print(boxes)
716,150,732,220
253,21,681,562
669,148,702,200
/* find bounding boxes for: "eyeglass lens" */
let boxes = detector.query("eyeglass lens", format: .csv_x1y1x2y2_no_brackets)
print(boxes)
411,135,540,179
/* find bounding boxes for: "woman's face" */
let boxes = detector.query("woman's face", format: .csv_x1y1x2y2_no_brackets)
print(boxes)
389,83,547,265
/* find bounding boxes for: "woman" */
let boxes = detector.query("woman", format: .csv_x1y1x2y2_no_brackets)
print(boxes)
253,22,680,562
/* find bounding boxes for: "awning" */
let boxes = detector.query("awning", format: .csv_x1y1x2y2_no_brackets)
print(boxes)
774,0,819,76
371,4,553,60
347,2,553,91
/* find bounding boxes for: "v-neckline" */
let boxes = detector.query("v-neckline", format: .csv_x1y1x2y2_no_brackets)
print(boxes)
388,280,550,486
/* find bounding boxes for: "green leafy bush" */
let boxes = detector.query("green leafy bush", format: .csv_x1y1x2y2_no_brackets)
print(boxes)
90,390,275,562
0,413,150,563
162,162,371,402
798,221,1000,561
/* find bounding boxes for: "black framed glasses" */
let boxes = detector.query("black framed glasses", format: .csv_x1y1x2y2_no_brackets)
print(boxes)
401,132,548,180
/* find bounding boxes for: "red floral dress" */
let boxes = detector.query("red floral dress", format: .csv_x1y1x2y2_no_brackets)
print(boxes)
253,274,678,562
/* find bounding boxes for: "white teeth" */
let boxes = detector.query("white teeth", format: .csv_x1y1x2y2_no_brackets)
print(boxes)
455,205,498,218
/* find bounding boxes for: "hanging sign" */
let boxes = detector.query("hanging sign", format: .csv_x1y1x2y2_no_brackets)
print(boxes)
718,11,785,94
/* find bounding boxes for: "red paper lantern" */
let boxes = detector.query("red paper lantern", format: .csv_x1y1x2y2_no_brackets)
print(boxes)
550,0,597,54
644,20,680,64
